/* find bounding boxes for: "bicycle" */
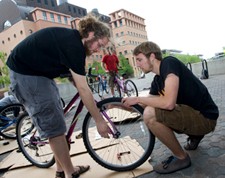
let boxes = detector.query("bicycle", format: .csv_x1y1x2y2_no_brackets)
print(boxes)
0,103,26,139
111,71,138,97
16,82,155,171
86,67,109,98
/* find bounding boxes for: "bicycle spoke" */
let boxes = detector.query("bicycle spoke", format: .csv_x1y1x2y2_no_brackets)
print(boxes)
82,98,155,171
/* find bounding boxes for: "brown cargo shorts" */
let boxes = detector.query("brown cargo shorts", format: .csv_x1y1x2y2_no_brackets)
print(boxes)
155,104,217,135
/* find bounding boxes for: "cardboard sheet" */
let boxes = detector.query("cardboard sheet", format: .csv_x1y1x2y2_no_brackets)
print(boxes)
3,152,152,178
0,139,18,155
1,129,153,177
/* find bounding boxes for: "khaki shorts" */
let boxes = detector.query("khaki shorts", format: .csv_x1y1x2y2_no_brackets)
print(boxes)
108,71,116,88
155,104,216,135
9,70,67,139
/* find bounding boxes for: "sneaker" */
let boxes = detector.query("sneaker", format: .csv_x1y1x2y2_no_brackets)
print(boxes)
154,154,191,174
184,135,204,150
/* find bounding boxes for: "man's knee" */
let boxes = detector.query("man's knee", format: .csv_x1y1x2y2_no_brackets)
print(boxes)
143,106,156,126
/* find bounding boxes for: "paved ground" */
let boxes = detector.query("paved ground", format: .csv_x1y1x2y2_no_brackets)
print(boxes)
135,74,225,178
0,73,225,178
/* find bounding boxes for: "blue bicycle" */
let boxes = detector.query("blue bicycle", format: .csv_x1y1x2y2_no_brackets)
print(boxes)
0,103,26,139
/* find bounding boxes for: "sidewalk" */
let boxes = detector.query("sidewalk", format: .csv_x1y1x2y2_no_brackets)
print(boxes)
0,74,224,178
137,74,225,178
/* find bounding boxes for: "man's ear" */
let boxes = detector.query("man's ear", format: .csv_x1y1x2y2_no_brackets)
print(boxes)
150,53,155,58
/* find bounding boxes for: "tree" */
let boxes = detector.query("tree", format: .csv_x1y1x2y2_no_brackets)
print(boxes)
163,52,201,64
0,52,10,88
118,55,134,78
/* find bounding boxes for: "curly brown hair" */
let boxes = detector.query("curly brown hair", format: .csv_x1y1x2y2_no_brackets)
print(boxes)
78,14,111,39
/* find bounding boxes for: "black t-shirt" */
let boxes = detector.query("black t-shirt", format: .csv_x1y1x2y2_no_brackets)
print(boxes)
7,27,86,79
150,56,219,120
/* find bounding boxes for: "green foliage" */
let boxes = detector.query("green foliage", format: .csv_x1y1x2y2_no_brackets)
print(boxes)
87,55,134,78
163,52,201,64
0,52,10,88
118,55,134,77
90,60,105,75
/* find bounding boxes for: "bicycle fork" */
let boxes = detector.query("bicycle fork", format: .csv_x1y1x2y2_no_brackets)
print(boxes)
101,109,121,139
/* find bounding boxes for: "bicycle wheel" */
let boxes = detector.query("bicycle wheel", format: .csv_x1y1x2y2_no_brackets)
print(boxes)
114,83,122,97
98,82,104,98
82,97,155,171
98,82,109,98
16,113,55,168
0,103,25,139
86,75,94,92
124,80,138,97
60,97,66,108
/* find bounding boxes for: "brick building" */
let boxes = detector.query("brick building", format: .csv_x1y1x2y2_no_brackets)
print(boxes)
0,0,148,77
109,9,148,76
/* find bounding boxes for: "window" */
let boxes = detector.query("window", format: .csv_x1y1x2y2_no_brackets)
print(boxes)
44,0,48,5
37,0,41,3
2,41,4,44
83,9,86,15
68,6,71,12
114,21,117,28
73,7,76,13
119,19,122,26
121,31,124,36
42,11,47,20
50,13,55,22
57,15,61,23
8,37,10,41
64,16,68,24
78,9,81,14
51,0,55,7
124,50,128,55
14,34,16,38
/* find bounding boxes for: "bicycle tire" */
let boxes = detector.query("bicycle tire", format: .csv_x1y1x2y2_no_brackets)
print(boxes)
16,112,55,168
82,97,155,171
0,103,25,139
86,75,94,92
98,82,109,98
98,82,104,98
114,83,122,97
60,97,66,108
124,80,138,97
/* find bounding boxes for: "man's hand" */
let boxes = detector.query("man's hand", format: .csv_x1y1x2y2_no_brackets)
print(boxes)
121,97,139,107
96,119,110,138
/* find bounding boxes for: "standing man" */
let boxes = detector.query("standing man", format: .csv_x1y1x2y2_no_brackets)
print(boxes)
101,47,119,97
7,15,111,178
122,41,218,174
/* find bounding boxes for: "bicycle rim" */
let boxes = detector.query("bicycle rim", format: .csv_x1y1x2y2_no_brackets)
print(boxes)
98,83,104,98
0,104,25,139
16,113,55,168
124,80,138,97
82,97,155,171
114,84,121,97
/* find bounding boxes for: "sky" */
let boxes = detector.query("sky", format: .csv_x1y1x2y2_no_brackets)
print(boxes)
67,0,225,58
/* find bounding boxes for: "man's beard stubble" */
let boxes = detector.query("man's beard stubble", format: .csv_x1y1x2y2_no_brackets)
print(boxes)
83,38,94,56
